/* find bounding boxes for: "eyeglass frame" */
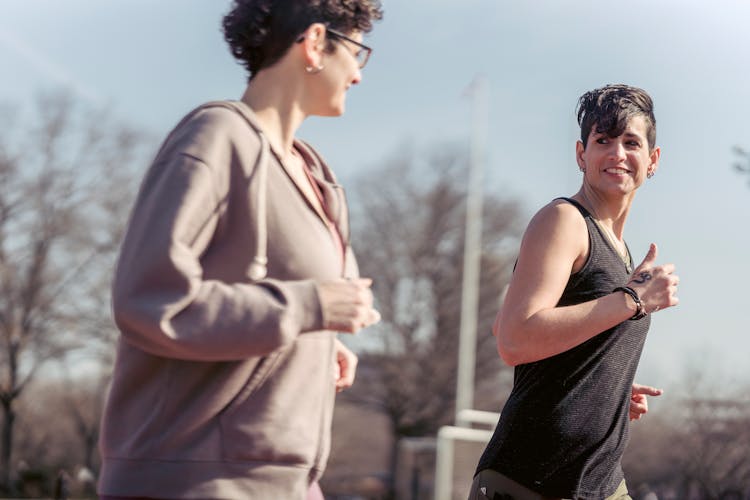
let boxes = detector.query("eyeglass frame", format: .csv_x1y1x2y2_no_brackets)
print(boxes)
325,28,372,69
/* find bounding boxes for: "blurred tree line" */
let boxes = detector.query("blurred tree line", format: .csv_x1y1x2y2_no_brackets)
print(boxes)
0,94,749,499
0,92,146,497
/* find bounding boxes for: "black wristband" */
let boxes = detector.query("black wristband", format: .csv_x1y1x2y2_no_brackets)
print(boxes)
613,286,647,320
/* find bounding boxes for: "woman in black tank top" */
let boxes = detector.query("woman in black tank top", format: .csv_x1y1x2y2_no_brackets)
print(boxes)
471,85,680,500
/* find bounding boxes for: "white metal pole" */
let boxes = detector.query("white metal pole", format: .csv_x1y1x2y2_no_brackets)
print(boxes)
434,426,494,500
455,76,489,424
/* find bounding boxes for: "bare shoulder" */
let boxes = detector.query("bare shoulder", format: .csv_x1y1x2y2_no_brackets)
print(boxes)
520,199,589,272
526,199,587,239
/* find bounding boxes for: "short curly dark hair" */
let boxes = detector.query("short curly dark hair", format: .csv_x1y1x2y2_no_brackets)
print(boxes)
576,84,657,150
222,0,383,78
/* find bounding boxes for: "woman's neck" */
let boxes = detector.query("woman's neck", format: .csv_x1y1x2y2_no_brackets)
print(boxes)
240,75,306,162
576,186,633,238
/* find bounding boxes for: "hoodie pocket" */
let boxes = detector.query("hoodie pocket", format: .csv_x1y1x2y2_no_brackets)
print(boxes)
220,349,286,425
219,333,334,465
221,350,285,419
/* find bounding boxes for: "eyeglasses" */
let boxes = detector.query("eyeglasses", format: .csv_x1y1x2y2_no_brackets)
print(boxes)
325,28,372,69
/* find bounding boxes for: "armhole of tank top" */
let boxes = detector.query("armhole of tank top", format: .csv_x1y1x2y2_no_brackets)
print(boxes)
553,197,594,280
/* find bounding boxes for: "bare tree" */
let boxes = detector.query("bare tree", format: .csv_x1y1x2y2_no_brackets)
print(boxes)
12,377,101,498
670,397,750,499
58,367,111,476
0,91,145,493
340,144,523,495
623,368,750,499
621,411,680,498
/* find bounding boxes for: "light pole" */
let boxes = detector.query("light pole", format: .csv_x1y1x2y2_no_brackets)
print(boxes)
455,75,488,426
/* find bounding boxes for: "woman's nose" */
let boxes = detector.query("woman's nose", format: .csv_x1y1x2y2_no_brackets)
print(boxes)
609,141,626,161
351,67,362,85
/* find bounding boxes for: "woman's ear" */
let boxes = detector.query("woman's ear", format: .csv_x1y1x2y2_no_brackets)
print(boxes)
300,23,327,68
575,140,587,171
648,146,661,175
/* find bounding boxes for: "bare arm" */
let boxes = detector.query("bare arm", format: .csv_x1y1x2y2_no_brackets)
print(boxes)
495,201,636,366
495,201,679,366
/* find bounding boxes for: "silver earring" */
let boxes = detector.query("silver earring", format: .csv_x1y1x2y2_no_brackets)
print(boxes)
579,166,586,173
305,64,324,74
647,171,654,179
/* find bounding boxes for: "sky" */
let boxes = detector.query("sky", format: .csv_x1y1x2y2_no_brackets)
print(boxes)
2,0,750,402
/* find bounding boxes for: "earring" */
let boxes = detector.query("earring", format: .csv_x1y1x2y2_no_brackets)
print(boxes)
579,166,586,173
305,64,324,74
647,171,654,179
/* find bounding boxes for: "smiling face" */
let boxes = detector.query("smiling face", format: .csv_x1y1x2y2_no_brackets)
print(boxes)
576,115,660,196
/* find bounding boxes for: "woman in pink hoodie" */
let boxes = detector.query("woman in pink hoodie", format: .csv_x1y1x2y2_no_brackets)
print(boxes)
98,1,383,498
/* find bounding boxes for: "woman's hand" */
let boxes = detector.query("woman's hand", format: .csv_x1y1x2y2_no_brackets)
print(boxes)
317,278,381,333
628,243,679,314
630,383,663,421
333,338,358,392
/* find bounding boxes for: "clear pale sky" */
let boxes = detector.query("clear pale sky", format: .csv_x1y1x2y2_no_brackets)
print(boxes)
2,0,749,399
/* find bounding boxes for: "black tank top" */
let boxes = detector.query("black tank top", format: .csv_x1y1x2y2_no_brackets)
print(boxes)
476,198,650,499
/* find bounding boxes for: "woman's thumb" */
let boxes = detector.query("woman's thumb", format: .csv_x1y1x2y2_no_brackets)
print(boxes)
637,243,658,269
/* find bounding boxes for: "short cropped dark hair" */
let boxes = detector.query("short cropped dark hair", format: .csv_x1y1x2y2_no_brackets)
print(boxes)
576,84,657,150
222,0,383,78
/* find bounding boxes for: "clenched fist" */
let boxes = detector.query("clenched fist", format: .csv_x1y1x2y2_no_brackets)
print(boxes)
317,278,381,333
